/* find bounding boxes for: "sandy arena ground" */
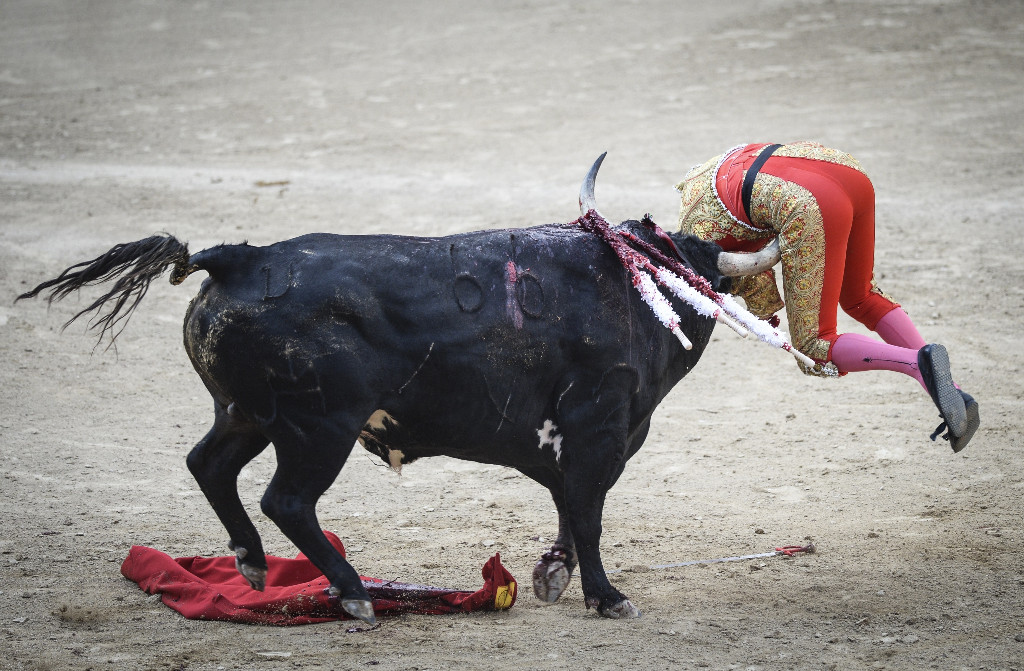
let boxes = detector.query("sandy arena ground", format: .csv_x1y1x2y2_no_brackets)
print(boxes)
2,1,1022,669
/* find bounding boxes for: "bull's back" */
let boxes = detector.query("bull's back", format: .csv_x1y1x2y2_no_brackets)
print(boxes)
183,227,636,430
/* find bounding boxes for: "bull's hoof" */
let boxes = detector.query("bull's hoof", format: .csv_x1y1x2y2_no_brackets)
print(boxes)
532,551,573,603
342,598,377,626
232,546,267,591
589,597,641,619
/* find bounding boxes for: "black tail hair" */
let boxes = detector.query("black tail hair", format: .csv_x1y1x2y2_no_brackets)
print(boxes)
16,234,193,346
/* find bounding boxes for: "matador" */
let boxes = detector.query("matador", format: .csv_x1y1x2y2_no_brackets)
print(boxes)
676,141,979,452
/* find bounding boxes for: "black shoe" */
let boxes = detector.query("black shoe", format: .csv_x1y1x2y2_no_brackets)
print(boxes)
950,390,980,453
919,344,968,448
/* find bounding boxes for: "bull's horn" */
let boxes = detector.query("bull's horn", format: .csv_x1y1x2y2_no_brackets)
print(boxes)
717,238,781,276
579,152,608,217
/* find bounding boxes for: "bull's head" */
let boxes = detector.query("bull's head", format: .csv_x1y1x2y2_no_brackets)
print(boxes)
578,153,781,278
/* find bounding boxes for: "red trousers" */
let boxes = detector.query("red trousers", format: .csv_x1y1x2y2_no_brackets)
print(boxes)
720,152,899,356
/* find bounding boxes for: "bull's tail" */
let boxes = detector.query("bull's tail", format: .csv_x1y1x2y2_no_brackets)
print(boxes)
16,233,199,345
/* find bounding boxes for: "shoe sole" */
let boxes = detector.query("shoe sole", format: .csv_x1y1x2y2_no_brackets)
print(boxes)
951,396,980,453
923,344,967,438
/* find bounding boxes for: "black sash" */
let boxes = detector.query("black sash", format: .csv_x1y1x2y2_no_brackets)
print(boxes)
741,143,782,224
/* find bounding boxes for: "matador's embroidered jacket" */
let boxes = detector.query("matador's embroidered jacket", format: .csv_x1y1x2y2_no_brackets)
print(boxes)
675,141,872,370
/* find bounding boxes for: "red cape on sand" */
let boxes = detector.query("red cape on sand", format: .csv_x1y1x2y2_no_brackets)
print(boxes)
121,530,517,625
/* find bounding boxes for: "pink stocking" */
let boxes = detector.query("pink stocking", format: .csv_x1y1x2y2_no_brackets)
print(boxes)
874,308,927,350
829,333,925,389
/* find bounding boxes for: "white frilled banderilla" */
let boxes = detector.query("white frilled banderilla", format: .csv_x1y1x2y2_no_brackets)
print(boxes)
575,152,817,371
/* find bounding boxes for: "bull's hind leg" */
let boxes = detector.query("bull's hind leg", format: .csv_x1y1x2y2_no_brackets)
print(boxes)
186,402,271,589
259,425,376,625
533,495,578,603
515,465,578,603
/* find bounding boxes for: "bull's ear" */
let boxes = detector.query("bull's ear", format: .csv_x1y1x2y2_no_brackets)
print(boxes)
711,270,733,294
706,243,734,293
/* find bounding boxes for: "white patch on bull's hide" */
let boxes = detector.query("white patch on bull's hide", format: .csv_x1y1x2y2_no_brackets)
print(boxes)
536,419,563,463
358,409,404,473
358,409,396,448
387,448,405,474
362,409,395,433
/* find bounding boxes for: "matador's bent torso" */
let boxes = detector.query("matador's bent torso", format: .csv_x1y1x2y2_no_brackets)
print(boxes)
676,141,894,374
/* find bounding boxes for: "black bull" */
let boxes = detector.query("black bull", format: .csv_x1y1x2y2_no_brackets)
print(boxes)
19,216,733,623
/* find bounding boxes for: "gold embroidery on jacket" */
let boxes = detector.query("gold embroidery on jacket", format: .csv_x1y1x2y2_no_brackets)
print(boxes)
676,154,736,242
677,158,782,319
754,174,833,366
772,141,865,173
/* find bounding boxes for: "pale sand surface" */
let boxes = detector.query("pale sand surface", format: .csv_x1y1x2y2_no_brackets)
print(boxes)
2,2,1022,669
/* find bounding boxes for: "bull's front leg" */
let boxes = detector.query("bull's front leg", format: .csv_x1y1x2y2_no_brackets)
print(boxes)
556,369,641,619
563,461,638,618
